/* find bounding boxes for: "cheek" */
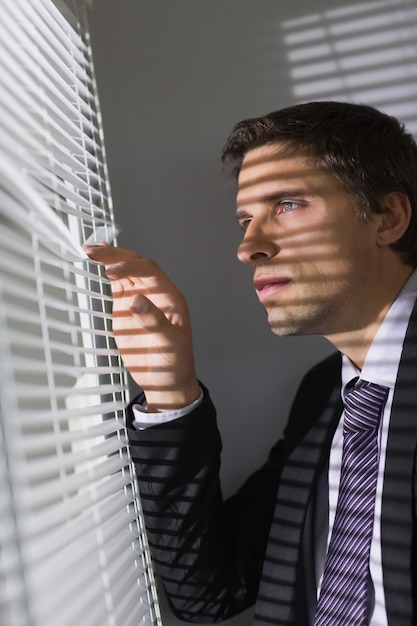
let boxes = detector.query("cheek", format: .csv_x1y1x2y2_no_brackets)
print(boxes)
291,232,370,293
280,211,373,271
315,230,375,290
283,225,342,266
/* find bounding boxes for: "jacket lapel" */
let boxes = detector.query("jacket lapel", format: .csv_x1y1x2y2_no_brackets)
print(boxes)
254,380,343,625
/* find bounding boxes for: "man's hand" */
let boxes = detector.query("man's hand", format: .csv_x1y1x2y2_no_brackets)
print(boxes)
85,245,200,412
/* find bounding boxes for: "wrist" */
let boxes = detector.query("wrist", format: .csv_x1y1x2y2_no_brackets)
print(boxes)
144,379,201,413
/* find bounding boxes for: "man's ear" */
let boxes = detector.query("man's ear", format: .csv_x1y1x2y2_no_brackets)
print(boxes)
376,192,412,247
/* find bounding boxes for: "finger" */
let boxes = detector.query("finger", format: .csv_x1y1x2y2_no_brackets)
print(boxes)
105,259,181,310
84,244,140,267
107,276,134,300
110,273,187,331
105,257,162,284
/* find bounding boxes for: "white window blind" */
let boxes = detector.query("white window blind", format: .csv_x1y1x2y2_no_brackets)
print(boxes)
0,1,161,625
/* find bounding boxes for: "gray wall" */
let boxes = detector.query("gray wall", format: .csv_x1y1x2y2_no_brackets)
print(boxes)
88,2,417,623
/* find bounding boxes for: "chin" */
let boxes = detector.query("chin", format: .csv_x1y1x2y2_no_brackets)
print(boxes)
268,318,303,338
266,308,325,338
269,325,300,338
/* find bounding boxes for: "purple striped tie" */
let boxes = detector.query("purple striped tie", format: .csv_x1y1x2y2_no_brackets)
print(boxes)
314,379,389,626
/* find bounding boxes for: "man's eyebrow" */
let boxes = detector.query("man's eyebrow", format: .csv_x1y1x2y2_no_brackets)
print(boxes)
235,209,250,221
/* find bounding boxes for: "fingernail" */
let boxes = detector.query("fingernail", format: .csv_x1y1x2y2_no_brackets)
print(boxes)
83,243,106,250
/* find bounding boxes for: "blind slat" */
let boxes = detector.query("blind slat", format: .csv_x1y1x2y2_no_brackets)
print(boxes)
15,435,128,482
18,454,129,510
20,476,134,537
11,419,125,455
25,498,139,564
12,402,127,428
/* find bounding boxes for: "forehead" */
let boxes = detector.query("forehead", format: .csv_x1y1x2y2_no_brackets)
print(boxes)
238,144,317,190
236,144,338,209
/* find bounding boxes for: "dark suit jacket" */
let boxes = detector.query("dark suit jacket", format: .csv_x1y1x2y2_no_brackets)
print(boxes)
127,303,417,625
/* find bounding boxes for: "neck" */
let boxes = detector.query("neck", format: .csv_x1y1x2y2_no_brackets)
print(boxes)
325,263,414,370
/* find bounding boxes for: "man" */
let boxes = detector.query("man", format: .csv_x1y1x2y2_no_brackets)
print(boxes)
86,101,417,625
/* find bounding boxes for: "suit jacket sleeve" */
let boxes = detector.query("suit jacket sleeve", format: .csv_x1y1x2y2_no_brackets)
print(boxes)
126,354,341,623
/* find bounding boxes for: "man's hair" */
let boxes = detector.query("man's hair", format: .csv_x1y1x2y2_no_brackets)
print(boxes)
221,101,417,266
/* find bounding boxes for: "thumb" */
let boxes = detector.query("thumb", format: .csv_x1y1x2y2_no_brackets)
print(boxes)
130,293,151,315
129,293,170,332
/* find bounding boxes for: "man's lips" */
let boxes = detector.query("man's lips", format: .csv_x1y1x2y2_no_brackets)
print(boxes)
253,276,291,299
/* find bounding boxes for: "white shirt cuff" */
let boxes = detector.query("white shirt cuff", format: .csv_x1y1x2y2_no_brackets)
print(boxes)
132,388,204,430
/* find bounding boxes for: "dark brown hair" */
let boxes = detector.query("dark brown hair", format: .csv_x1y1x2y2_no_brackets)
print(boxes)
222,101,417,266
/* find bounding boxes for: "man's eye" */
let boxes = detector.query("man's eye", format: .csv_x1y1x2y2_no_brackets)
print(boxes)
239,218,252,231
280,201,299,214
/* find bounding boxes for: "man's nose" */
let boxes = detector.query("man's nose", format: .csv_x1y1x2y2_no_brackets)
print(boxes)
237,222,279,264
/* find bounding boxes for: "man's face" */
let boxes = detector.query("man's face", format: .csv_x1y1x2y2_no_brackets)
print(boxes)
236,144,380,338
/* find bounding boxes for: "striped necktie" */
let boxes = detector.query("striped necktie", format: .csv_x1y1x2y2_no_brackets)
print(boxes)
314,379,389,626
